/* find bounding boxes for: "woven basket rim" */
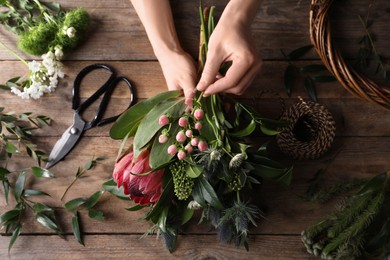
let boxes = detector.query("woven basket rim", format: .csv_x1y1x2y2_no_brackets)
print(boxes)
309,0,390,110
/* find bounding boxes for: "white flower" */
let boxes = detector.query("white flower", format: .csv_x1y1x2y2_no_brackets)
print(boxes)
229,153,246,169
54,46,64,60
66,27,77,38
187,201,202,210
28,60,41,73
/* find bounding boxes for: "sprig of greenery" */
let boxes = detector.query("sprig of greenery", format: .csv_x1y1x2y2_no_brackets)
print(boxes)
283,45,335,102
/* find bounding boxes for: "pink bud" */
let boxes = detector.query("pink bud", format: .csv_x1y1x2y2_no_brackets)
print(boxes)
178,117,188,127
158,134,168,144
185,144,193,154
167,145,177,155
198,141,208,152
191,137,199,146
185,129,193,138
159,115,169,126
194,109,204,120
176,131,186,143
195,122,202,130
185,106,192,114
177,150,186,160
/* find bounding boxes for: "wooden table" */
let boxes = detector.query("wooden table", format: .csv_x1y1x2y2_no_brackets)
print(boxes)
1,0,389,259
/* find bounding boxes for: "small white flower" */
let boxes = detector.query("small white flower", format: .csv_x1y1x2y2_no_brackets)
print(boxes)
28,60,41,73
187,201,202,210
54,46,64,60
66,27,77,38
229,153,246,169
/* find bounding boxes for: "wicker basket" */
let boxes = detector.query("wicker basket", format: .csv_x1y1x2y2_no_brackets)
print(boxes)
309,0,390,109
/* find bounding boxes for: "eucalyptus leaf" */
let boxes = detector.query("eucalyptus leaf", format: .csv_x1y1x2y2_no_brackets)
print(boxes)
14,171,25,202
0,209,21,225
102,179,129,200
8,224,21,254
83,190,104,209
134,97,185,158
64,197,87,211
5,141,18,153
31,166,54,178
33,203,54,214
36,214,61,234
72,212,84,245
110,90,181,139
88,209,105,221
23,189,50,197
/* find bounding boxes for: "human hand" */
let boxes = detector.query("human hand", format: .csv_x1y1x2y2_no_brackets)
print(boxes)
156,49,197,105
196,5,262,97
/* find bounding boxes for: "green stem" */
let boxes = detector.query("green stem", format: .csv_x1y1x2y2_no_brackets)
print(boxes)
0,40,28,66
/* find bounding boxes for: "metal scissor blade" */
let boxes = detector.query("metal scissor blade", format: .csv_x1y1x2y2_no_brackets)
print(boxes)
46,114,86,169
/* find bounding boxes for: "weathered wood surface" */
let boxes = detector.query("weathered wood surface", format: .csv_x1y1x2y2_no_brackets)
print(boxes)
1,0,390,259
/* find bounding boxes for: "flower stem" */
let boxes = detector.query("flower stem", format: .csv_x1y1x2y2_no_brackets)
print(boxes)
0,40,28,66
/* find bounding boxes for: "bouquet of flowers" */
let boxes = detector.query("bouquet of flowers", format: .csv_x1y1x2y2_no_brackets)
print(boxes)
0,0,90,99
109,6,292,252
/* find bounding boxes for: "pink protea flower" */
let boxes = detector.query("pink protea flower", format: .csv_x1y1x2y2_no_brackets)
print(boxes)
113,149,164,205
176,131,186,143
167,144,177,155
158,134,168,144
158,114,169,126
185,129,193,138
177,150,186,160
178,117,188,127
194,109,204,120
198,140,208,152
195,122,202,130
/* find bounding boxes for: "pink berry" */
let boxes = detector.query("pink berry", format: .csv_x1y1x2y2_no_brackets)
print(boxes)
195,122,202,130
198,141,208,152
191,137,199,146
159,115,169,126
194,109,204,120
185,144,193,154
176,131,186,143
178,117,188,127
167,145,177,155
177,150,186,160
185,130,193,138
159,134,168,144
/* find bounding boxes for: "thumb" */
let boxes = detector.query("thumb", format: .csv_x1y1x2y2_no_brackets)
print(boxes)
196,55,222,92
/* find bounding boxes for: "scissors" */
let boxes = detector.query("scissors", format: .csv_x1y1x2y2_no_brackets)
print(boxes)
46,64,135,169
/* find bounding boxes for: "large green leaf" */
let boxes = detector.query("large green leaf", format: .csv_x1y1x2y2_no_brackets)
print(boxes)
82,190,104,209
133,97,185,158
14,172,25,202
72,212,84,245
110,91,181,139
31,166,55,178
149,123,180,169
230,119,256,138
193,177,224,210
251,163,293,186
185,164,202,178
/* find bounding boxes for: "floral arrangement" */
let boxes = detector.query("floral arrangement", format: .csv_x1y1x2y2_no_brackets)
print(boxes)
109,6,293,252
0,0,90,99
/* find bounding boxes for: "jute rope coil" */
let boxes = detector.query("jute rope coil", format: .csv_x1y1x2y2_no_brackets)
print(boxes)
276,98,336,160
309,0,390,109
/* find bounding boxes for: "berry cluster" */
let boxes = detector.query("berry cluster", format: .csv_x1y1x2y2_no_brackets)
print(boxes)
158,107,208,160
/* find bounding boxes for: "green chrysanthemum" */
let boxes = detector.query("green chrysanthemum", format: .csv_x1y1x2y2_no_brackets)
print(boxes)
18,21,58,55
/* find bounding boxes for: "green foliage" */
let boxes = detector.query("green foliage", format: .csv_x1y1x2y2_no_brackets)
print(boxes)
18,21,58,55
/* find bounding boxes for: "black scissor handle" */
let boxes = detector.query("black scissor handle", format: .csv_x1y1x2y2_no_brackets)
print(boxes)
72,64,116,111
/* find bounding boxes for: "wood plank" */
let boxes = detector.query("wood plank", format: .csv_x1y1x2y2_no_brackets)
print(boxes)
1,0,389,61
0,234,314,259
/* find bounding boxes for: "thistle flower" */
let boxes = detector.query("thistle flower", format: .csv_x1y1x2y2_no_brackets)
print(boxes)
229,153,245,169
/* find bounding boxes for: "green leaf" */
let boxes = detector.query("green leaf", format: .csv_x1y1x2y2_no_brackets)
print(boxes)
157,206,169,232
8,224,21,254
31,166,55,178
126,204,147,211
102,179,129,200
259,124,281,136
88,209,105,221
2,179,10,204
36,214,61,234
251,163,293,186
285,45,313,60
149,123,180,169
197,177,224,210
230,119,256,138
83,190,104,209
5,141,18,153
304,77,317,102
33,203,54,214
0,167,10,179
23,189,50,197
64,197,87,211
133,97,185,158
0,209,21,225
284,65,296,96
185,164,202,178
181,207,194,225
357,172,387,196
110,90,181,139
72,212,84,246
14,172,25,202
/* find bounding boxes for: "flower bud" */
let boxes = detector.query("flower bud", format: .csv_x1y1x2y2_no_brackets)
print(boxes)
158,115,169,126
176,131,186,143
198,141,208,152
190,137,199,146
194,109,204,120
178,117,188,127
195,122,202,130
185,143,193,154
167,145,177,155
158,134,168,144
185,129,193,138
177,150,186,160
54,46,63,60
66,27,77,38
